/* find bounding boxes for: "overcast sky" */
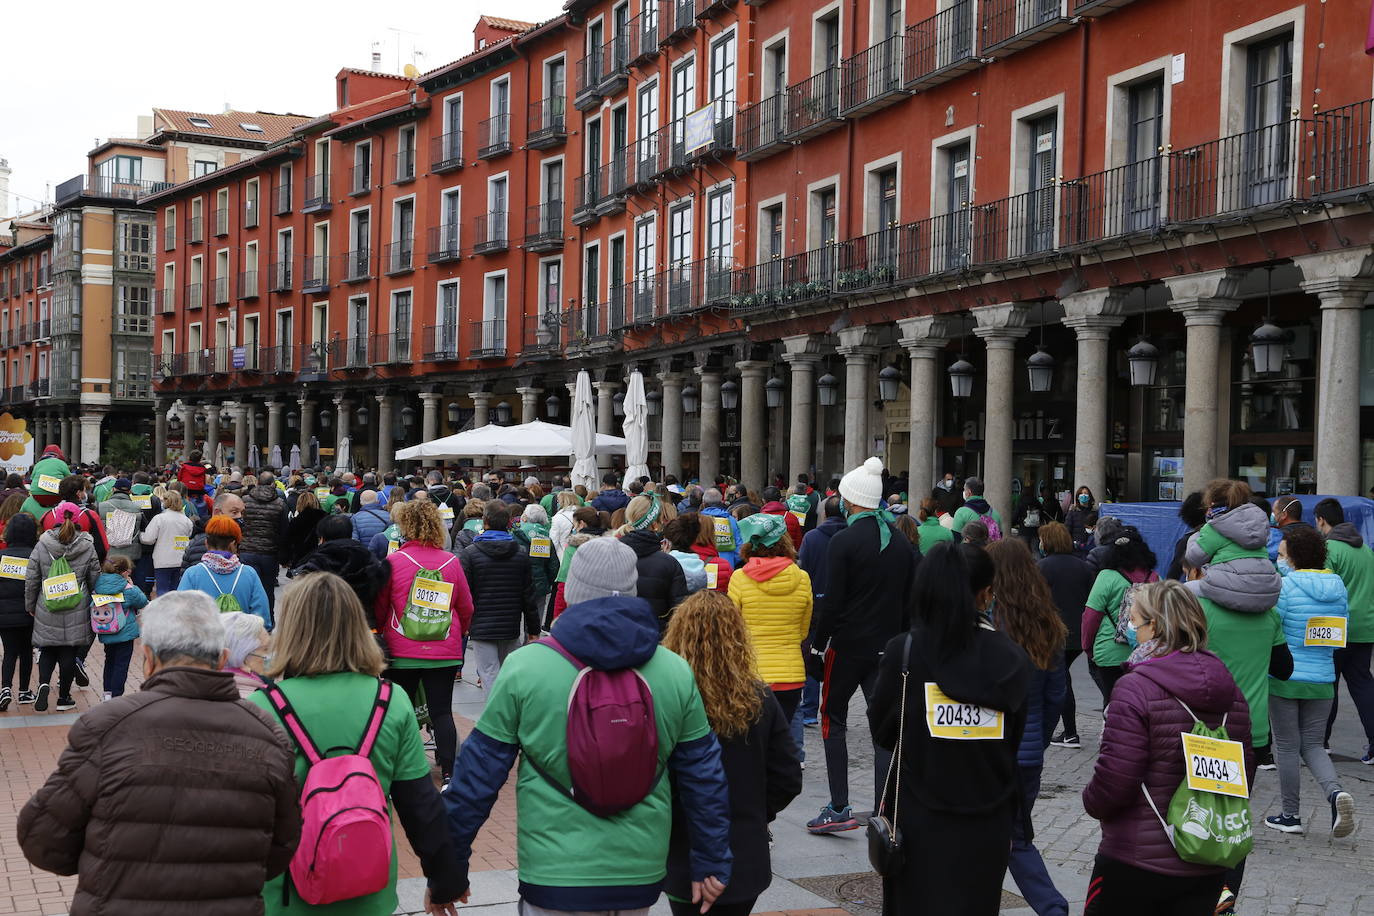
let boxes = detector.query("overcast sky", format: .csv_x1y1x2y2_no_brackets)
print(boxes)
1,0,561,217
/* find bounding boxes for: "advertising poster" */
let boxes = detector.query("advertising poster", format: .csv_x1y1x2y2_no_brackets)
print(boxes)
0,413,34,473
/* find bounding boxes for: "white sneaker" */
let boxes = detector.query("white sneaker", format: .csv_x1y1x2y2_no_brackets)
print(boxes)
101,692,113,702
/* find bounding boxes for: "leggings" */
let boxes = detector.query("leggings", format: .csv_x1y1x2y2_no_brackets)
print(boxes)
819,647,886,811
1059,647,1083,736
388,665,461,779
1095,662,1126,708
1084,855,1226,916
37,645,80,698
1,624,33,691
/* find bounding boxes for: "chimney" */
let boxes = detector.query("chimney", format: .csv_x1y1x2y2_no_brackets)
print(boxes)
372,49,382,69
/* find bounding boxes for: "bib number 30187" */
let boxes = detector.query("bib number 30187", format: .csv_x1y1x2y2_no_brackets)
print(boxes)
925,682,1004,740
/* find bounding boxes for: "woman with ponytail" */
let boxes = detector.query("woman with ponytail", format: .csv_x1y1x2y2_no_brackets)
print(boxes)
25,501,101,711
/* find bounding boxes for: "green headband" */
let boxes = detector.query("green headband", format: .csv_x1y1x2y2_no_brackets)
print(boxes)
631,493,662,530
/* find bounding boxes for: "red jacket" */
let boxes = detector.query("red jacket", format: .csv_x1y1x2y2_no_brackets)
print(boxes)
689,544,734,592
39,507,109,561
761,501,804,550
177,463,208,494
379,542,475,662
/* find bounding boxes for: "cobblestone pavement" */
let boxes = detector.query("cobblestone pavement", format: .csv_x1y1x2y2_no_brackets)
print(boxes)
6,644,1374,915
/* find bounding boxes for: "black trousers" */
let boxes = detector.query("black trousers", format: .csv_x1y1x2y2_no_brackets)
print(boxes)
1084,855,1226,916
0,625,33,690
1059,647,1083,736
37,645,80,697
669,898,757,916
388,665,460,779
820,647,887,811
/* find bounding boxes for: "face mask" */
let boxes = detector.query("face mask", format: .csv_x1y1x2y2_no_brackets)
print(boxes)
1125,617,1140,648
1277,558,1292,576
1270,513,1277,527
1078,494,1090,505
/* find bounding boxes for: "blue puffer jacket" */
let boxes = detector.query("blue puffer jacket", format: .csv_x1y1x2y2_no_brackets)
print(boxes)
1016,654,1066,768
1275,568,1348,685
700,506,743,568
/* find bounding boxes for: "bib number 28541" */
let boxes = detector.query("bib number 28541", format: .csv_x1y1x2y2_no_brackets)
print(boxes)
925,682,1004,740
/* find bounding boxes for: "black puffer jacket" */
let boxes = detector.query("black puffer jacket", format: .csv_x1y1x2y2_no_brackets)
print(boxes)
621,528,688,627
281,508,327,569
239,485,286,557
459,535,538,640
0,541,34,629
291,538,391,629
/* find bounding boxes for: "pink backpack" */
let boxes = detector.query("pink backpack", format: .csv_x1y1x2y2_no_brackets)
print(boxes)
980,513,1003,541
264,680,394,905
528,637,661,818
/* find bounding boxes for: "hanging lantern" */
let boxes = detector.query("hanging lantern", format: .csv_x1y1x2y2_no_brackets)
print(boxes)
612,391,625,417
1127,338,1160,387
948,357,975,399
319,408,334,429
1250,321,1290,375
1026,347,1055,393
681,385,700,414
545,393,561,419
495,401,513,424
817,373,839,407
400,405,416,426
877,365,901,402
646,390,662,416
254,410,266,428
286,410,299,429
764,376,785,409
356,404,370,426
447,402,462,424
720,379,740,410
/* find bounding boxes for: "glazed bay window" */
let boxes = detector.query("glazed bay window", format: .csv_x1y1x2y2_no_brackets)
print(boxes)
115,284,152,334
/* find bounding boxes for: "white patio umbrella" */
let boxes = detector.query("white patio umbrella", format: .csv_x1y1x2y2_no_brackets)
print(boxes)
622,370,650,484
269,445,283,469
336,436,352,474
288,443,302,471
214,441,227,470
570,370,599,491
394,420,625,461
249,440,260,468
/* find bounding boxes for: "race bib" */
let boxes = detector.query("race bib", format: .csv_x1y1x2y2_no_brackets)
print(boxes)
132,494,153,509
1182,732,1250,798
388,540,400,555
92,593,121,608
712,517,732,545
791,510,807,528
1304,615,1347,648
529,536,551,558
35,474,60,494
173,535,190,552
925,682,1004,740
43,573,79,603
315,487,330,500
705,563,719,590
409,577,455,612
437,505,455,520
0,556,27,580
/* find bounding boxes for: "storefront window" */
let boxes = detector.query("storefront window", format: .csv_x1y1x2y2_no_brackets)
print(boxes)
1230,322,1315,495
1144,344,1186,433
1146,449,1185,501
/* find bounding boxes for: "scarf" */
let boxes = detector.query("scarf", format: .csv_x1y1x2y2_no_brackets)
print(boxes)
202,550,241,575
631,493,662,530
1127,642,1175,668
847,508,897,552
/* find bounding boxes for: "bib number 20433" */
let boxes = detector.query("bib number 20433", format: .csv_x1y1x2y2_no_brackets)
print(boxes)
925,682,1004,740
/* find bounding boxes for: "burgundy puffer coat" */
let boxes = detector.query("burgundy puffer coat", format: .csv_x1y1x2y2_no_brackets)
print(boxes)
1082,649,1253,877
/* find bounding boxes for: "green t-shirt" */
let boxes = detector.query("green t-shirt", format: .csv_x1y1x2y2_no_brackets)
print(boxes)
952,504,1002,536
247,672,430,916
475,641,711,889
1270,677,1333,700
1200,598,1285,748
917,518,955,553
1326,538,1374,643
1087,569,1132,667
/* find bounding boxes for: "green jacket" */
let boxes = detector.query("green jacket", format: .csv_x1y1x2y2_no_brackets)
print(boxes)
1197,520,1269,564
1325,536,1374,643
951,502,1002,535
28,455,70,502
513,521,560,597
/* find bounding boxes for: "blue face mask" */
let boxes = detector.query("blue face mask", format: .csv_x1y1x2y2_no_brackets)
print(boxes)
1124,616,1140,648
1277,558,1293,576
1078,494,1090,505
1270,513,1278,527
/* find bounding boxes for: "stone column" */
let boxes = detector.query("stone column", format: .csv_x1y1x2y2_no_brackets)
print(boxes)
154,402,168,465
658,371,685,481
78,407,107,465
233,402,250,467
897,317,953,498
517,386,542,424
419,391,441,442
205,404,220,462
1061,289,1128,506
298,396,315,464
973,303,1030,524
595,381,620,436
736,360,771,489
781,336,823,484
60,416,72,460
697,368,723,486
376,394,396,474
334,397,352,470
836,326,881,472
471,391,491,428
1298,251,1374,496
1166,269,1245,496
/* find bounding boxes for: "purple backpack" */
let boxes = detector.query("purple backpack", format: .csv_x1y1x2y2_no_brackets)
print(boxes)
528,637,661,818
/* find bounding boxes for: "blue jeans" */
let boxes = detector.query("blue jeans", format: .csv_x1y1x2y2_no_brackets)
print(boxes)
1008,766,1069,916
133,555,155,600
154,566,183,596
102,640,136,697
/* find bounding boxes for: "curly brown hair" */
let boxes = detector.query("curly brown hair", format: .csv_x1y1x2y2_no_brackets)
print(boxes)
662,590,763,739
986,538,1067,670
394,499,446,548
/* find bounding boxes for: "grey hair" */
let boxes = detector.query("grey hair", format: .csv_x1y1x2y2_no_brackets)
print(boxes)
426,470,443,485
522,504,549,526
470,483,493,500
360,489,379,505
141,592,226,666
213,491,243,512
220,611,268,669
257,470,275,486
702,488,724,506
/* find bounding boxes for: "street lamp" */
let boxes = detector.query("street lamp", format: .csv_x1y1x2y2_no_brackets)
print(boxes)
447,402,462,425
612,391,625,417
877,364,901,402
1128,338,1160,387
681,385,700,414
817,373,839,407
948,357,975,399
545,393,561,419
286,410,299,430
765,375,785,409
720,379,740,410
1250,266,1290,375
356,404,370,427
319,408,333,429
646,390,662,416
400,406,416,427
495,401,513,424
1026,347,1056,393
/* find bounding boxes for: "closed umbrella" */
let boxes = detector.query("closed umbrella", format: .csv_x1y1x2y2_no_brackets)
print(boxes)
622,370,650,484
570,370,598,491
249,440,260,469
214,441,227,470
270,445,283,469
289,443,302,472
336,436,352,474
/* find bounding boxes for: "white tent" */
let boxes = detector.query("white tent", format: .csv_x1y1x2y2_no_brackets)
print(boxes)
570,372,599,490
622,370,650,483
395,419,626,462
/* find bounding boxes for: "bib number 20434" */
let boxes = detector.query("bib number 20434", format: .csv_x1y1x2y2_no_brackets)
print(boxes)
1181,732,1249,798
925,683,1004,740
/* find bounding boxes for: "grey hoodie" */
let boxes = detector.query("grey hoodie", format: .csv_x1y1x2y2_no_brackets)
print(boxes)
1185,502,1282,614
1326,522,1364,549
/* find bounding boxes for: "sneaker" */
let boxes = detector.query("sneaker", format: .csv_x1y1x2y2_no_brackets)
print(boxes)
1264,813,1304,834
33,684,50,712
1331,790,1356,838
101,692,113,703
55,694,77,711
768,827,775,850
0,687,10,712
1215,887,1237,916
1255,745,1276,770
806,804,860,834
1360,746,1374,765
1050,731,1081,749
17,690,35,705
803,716,819,727
72,657,89,688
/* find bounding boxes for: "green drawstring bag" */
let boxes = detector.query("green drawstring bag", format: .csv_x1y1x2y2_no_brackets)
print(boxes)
42,556,84,612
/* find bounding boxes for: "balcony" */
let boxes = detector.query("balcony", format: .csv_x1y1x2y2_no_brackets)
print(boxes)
522,311,562,355
23,272,33,291
473,212,508,254
257,343,294,374
29,379,50,400
302,255,331,294
595,152,632,215
625,276,659,327
427,225,462,262
468,319,507,359
244,198,261,228
905,0,979,90
1059,158,1164,247
53,174,171,205
841,35,910,117
238,270,260,299
275,182,293,214
1071,0,1139,16
420,324,462,361
302,173,331,212
33,319,50,341
394,147,417,183
661,0,696,43
184,282,204,310
431,132,464,172
835,225,923,294
369,332,412,365
737,93,789,161
786,69,843,141
269,260,293,292
627,9,658,64
350,164,372,196
695,0,732,18
342,335,371,369
572,173,600,225
730,244,840,312
570,300,615,344
299,339,339,377
980,0,1072,58
1167,120,1304,223
971,188,1061,263
212,276,230,306
477,115,512,159
525,201,565,252
213,208,229,236
527,96,568,149
597,36,629,96
163,225,176,250
1312,99,1374,198
574,52,604,111
343,249,372,282
157,287,177,315
186,216,204,244
385,239,415,275
629,132,662,190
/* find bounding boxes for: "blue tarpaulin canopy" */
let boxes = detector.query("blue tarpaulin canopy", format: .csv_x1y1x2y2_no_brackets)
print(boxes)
1102,496,1374,579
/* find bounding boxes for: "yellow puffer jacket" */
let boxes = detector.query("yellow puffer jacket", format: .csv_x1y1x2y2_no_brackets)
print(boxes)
728,558,813,685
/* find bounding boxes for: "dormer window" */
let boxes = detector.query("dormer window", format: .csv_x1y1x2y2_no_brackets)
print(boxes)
188,117,213,129
240,123,264,133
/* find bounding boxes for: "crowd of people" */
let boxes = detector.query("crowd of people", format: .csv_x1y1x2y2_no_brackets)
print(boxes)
6,445,1374,916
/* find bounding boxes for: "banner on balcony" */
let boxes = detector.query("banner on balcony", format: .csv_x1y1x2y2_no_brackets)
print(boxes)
684,103,716,154
232,347,246,370
0,414,34,473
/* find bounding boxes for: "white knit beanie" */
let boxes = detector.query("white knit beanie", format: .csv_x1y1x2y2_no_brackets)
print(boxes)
839,457,885,509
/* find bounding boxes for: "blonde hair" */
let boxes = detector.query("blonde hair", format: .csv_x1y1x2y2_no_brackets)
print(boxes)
662,590,763,739
556,490,580,510
295,490,321,513
394,499,446,547
161,490,184,512
266,572,385,679
1132,580,1209,657
624,495,663,532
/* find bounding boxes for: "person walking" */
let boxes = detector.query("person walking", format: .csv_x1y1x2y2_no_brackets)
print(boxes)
26,502,102,712
239,471,287,619
700,487,744,568
19,591,302,914
441,537,733,915
352,489,392,545
382,499,474,785
1312,498,1374,762
1166,492,1207,582
662,589,804,916
796,496,846,729
248,573,469,915
590,471,630,515
0,513,38,709
283,489,328,569
221,610,272,698
915,498,954,553
807,457,919,834
140,489,194,595
620,494,689,630
1082,580,1253,915
512,504,561,629
987,538,1069,916
869,542,1031,915
177,516,272,625
459,502,539,693
549,490,581,561
96,477,146,572
1012,482,1057,555
40,476,109,564
663,514,709,593
292,514,392,628
92,556,149,700
951,476,1003,539
1082,526,1159,705
1038,520,1096,747
1265,524,1357,837
1066,486,1098,555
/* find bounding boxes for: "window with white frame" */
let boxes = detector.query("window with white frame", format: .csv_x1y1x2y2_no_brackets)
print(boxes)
349,296,369,364
438,281,459,354
392,290,412,359
633,216,656,319
482,274,507,351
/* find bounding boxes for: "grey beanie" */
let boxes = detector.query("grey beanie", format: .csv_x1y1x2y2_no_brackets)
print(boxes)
564,536,640,606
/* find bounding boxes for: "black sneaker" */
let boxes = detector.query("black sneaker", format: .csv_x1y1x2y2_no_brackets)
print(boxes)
806,804,860,834
55,694,77,711
1264,813,1304,834
72,657,89,687
17,689,35,704
1050,731,1081,748
33,684,50,712
0,687,10,711
1331,790,1356,838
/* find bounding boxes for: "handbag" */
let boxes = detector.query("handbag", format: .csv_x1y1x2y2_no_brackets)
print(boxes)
867,633,911,877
